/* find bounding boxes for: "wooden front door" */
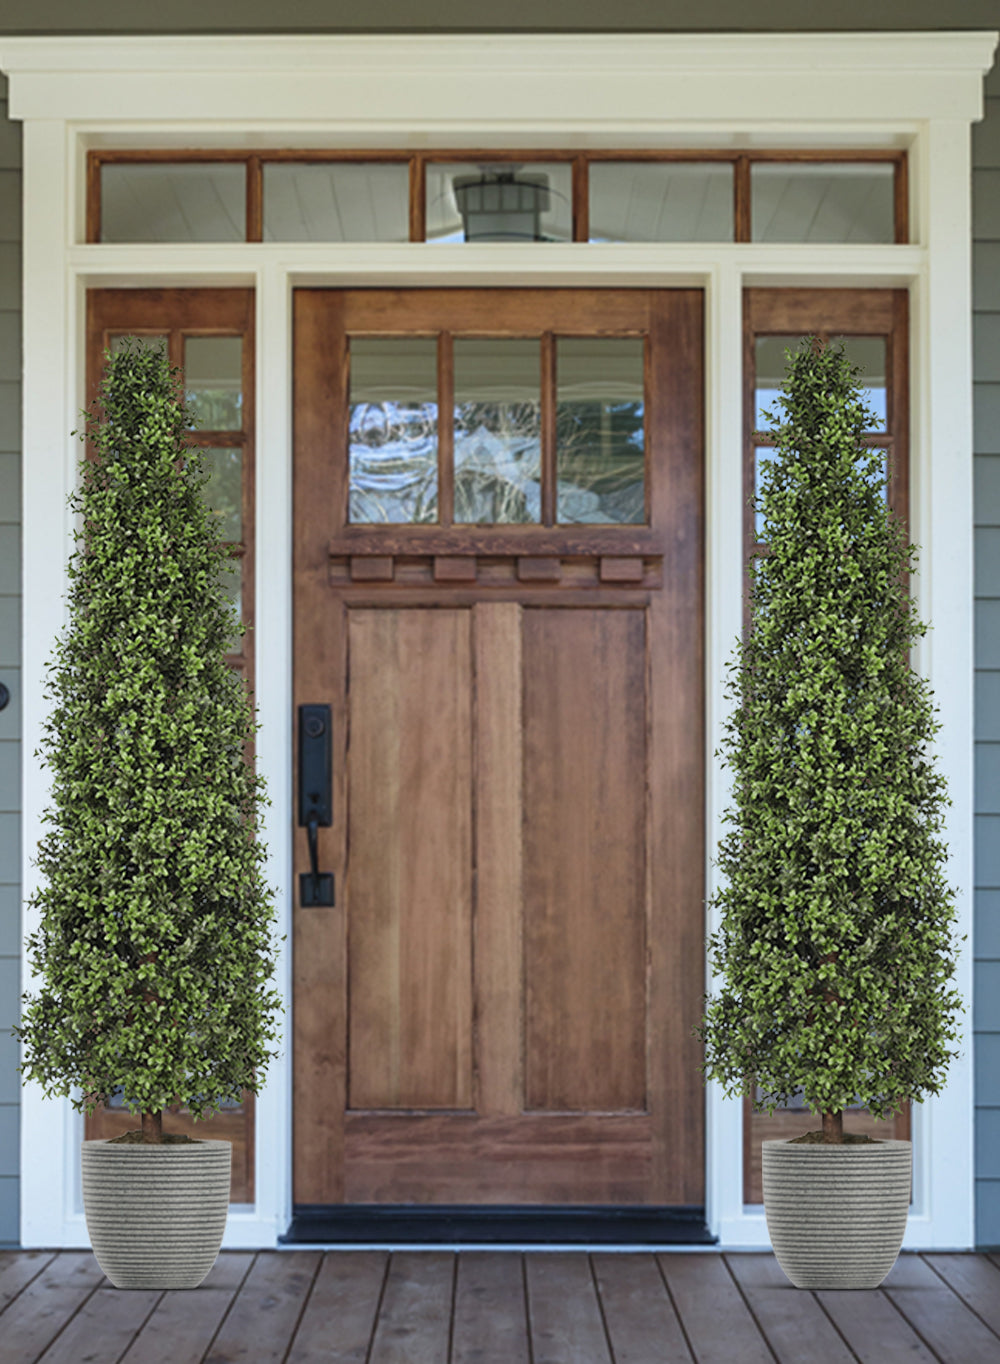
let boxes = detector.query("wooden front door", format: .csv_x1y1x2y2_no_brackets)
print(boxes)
292,288,704,1211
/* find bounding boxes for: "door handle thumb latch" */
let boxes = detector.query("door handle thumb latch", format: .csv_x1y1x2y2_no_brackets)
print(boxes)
299,704,335,908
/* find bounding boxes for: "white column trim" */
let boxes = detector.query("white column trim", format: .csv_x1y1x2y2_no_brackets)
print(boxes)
908,120,977,1249
17,117,78,1250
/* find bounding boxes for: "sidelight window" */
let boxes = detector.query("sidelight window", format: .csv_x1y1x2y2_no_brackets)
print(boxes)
741,287,911,1206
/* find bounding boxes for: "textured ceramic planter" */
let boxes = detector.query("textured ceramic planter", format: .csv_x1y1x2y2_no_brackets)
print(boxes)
81,1138,231,1289
762,1138,911,1289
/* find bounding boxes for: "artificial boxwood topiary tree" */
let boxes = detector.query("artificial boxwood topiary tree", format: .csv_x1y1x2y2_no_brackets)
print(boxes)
13,340,283,1145
697,338,964,1145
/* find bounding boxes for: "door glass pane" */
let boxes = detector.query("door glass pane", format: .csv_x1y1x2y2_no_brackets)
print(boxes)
557,338,645,524
755,336,887,432
263,162,409,242
453,339,541,524
184,337,243,431
100,163,246,242
829,335,887,430
348,339,439,524
751,162,896,243
427,163,572,243
197,447,243,542
589,162,734,242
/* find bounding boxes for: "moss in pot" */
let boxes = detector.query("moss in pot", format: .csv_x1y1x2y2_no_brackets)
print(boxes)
12,340,284,1287
696,338,965,1286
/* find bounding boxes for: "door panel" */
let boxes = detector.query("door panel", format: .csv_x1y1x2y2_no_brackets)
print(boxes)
293,287,705,1210
347,608,473,1111
523,607,647,1114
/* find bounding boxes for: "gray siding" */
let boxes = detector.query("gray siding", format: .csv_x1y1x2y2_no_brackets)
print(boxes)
0,71,19,1249
974,58,1000,1250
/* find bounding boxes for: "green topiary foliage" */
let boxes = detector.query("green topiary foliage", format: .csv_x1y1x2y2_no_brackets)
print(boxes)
13,340,284,1132
696,338,964,1134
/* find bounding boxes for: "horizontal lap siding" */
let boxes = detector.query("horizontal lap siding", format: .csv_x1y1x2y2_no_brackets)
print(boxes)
0,72,20,1248
975,59,1000,1250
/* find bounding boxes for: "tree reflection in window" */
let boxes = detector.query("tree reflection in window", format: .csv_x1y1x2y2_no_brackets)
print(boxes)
348,337,439,524
454,398,541,524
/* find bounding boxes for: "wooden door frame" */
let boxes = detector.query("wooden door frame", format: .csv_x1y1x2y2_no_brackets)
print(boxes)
288,286,707,1242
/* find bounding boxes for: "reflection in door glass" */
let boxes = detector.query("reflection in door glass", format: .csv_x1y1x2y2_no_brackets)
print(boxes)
426,163,572,243
197,447,243,542
589,162,733,242
751,162,895,243
100,163,246,242
184,336,243,431
348,339,439,523
556,338,645,524
755,335,887,432
453,339,541,524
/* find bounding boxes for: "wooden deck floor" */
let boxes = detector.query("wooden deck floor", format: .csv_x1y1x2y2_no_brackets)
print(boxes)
1,1248,999,1363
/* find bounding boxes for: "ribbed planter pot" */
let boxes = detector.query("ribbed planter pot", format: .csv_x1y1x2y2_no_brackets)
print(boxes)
762,1138,911,1289
81,1138,231,1289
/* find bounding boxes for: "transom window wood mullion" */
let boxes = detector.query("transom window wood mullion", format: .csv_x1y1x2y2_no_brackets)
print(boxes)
410,155,426,243
735,156,751,243
893,158,909,246
246,156,263,242
540,332,557,526
573,156,589,242
438,331,454,526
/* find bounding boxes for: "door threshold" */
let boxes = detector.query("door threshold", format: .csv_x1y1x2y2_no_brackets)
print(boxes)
280,1205,717,1247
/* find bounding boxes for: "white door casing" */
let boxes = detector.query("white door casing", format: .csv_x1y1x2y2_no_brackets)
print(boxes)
1,30,995,1250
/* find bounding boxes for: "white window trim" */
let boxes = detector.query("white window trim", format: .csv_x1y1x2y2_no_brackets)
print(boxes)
1,32,995,1252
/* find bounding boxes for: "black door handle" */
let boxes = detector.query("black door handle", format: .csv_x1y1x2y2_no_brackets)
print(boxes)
299,704,334,907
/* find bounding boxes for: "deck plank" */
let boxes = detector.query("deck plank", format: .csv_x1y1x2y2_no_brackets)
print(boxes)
0,1249,54,1312
815,1288,941,1364
203,1251,322,1364
367,1252,455,1364
0,1251,104,1364
285,1250,388,1363
524,1253,613,1364
451,1252,531,1364
922,1254,1000,1338
878,1256,1000,1364
35,1285,162,1364
723,1253,858,1364
117,1289,240,1364
883,1289,1000,1363
656,1253,775,1364
199,1253,256,1289
591,1252,694,1364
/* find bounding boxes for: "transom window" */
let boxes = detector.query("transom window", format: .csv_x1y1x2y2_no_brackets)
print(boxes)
89,149,907,245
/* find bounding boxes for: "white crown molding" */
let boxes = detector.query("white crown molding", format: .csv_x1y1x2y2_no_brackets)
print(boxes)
0,31,996,126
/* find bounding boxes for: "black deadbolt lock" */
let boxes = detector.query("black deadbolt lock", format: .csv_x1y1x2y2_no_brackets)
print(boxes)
298,704,334,907
0,682,8,712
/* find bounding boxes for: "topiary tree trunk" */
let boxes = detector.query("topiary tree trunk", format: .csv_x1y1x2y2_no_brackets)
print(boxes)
13,340,283,1144
697,338,964,1144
